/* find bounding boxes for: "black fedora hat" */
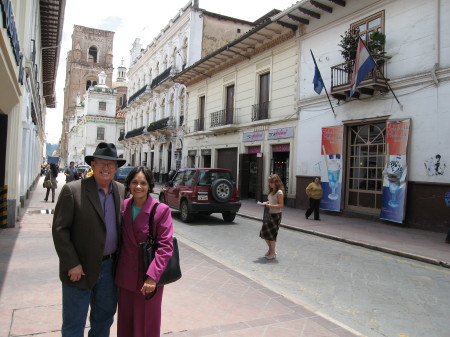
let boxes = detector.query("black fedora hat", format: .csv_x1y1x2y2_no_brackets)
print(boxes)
85,143,126,167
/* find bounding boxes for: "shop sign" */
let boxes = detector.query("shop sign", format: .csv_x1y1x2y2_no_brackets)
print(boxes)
268,127,294,140
272,144,290,152
247,146,261,154
201,149,211,156
1,0,24,84
243,131,264,142
188,150,197,156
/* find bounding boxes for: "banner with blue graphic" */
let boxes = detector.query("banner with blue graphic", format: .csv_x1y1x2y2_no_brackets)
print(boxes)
320,126,344,212
380,120,410,223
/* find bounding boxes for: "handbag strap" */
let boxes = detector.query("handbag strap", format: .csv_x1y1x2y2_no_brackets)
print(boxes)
146,201,160,242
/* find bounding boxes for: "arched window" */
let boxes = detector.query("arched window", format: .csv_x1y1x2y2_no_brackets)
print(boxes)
169,93,174,120
86,80,92,91
152,104,157,123
88,46,98,63
182,38,188,69
160,98,166,119
163,55,168,71
179,88,186,126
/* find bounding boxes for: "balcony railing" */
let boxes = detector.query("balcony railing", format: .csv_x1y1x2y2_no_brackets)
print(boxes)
252,101,270,121
210,109,234,127
194,118,205,132
148,117,170,132
128,85,147,104
125,126,145,139
150,67,172,89
330,59,388,98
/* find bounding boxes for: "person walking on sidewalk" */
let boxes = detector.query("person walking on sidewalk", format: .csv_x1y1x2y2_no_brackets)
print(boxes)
44,163,58,202
305,176,323,221
115,166,174,337
52,143,125,337
64,161,78,183
259,174,284,260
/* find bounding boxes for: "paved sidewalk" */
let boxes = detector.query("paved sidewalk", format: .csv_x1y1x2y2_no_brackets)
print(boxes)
0,175,361,337
153,184,450,268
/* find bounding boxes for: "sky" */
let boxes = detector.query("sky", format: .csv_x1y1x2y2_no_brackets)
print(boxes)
44,0,297,144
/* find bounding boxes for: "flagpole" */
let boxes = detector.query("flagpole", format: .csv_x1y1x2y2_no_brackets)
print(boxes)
359,39,401,107
322,81,336,117
310,49,336,117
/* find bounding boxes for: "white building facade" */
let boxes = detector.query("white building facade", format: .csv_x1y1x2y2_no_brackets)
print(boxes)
174,14,300,205
67,72,124,165
121,0,254,182
0,0,65,227
272,0,449,231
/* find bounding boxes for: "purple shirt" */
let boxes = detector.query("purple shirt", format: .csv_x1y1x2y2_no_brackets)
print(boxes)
96,182,118,255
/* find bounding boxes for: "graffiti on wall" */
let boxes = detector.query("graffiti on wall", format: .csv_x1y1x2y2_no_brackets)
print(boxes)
424,154,447,176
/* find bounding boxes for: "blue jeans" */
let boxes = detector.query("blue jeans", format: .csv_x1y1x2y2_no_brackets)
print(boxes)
62,259,117,337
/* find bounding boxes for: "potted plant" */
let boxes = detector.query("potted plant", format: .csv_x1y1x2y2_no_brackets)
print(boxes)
338,29,387,70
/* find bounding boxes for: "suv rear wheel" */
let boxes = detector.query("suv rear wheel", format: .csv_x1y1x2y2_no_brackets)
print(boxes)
211,179,233,203
222,211,236,222
180,200,193,223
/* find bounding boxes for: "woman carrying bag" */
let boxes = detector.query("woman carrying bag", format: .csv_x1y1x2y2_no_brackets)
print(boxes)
44,163,58,202
115,166,174,337
259,174,284,260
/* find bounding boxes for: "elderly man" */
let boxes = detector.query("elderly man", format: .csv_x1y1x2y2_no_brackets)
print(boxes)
52,143,126,337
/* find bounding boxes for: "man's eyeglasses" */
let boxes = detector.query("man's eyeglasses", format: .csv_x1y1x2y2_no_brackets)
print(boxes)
94,162,117,169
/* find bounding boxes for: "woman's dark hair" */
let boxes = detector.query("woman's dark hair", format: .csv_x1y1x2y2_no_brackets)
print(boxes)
314,176,321,182
124,166,155,196
50,163,58,177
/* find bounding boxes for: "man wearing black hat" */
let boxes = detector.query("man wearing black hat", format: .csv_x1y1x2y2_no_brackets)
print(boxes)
52,143,126,337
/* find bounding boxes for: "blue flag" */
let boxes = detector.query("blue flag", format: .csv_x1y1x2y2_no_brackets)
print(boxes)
310,50,324,94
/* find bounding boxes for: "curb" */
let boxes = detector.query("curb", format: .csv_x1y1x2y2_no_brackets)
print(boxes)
236,213,450,269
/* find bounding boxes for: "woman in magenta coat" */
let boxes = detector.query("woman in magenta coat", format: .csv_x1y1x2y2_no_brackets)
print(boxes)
115,166,174,337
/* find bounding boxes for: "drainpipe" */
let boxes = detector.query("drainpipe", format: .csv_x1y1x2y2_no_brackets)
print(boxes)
431,0,440,85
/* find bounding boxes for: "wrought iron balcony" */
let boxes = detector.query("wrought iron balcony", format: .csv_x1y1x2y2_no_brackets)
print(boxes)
128,85,147,104
252,101,270,121
330,60,389,100
125,126,145,139
210,109,235,127
150,67,172,89
147,117,171,132
194,118,205,132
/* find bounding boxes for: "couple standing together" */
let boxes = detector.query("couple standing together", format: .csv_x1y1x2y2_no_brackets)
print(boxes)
52,142,173,337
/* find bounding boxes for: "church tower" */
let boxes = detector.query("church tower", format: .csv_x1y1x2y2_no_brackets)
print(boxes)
60,25,115,165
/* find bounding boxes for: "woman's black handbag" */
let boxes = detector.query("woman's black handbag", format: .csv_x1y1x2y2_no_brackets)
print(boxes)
140,202,182,288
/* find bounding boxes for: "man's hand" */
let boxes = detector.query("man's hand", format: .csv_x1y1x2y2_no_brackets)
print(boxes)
67,264,85,282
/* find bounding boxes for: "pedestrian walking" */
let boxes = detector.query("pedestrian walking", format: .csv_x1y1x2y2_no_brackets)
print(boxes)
43,163,58,202
64,161,78,183
115,166,174,337
305,176,323,220
259,174,284,260
52,143,125,337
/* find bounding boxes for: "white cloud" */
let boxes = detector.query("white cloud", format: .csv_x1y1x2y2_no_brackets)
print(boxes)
45,0,297,144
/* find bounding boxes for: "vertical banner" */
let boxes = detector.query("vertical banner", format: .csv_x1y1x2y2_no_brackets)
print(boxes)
380,120,410,223
320,126,344,212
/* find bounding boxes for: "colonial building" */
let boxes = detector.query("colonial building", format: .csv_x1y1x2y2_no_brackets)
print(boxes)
272,0,449,231
60,25,115,167
121,0,255,182
173,9,299,206
66,71,125,165
0,0,65,227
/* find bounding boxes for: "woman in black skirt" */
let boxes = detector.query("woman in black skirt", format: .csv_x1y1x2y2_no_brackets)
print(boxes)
259,174,284,260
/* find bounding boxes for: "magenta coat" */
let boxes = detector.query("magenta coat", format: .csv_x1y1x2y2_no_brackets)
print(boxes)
115,196,174,292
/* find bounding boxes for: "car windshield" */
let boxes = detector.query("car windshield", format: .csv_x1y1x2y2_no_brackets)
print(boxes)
197,170,233,186
117,166,135,176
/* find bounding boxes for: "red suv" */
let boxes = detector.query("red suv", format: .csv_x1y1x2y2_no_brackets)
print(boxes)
159,168,241,223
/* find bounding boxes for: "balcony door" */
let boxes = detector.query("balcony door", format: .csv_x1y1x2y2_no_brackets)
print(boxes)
259,73,270,119
225,85,234,124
